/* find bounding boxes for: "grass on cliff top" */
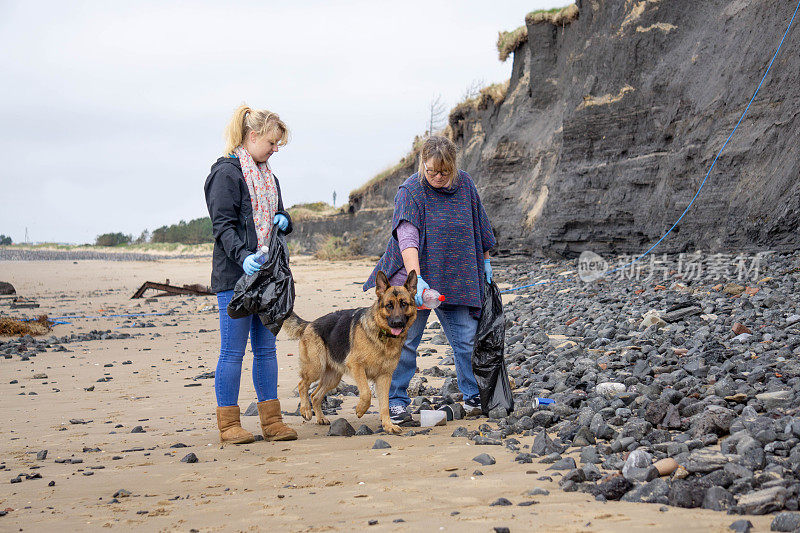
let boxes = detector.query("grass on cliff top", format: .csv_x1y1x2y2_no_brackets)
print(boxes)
498,4,579,63
497,25,528,62
449,81,510,121
526,4,579,26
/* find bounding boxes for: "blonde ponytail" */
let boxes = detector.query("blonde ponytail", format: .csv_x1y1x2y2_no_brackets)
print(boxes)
223,103,290,156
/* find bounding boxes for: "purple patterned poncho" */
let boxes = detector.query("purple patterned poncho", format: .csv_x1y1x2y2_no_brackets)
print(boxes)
363,171,496,314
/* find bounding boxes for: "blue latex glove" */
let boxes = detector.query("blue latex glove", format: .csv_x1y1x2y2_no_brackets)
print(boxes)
415,276,430,307
243,253,260,275
273,214,289,232
484,258,492,283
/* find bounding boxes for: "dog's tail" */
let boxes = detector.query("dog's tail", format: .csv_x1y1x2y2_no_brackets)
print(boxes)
282,312,309,339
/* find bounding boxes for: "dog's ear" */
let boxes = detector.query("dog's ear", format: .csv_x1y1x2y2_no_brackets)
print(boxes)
375,270,390,296
404,270,417,296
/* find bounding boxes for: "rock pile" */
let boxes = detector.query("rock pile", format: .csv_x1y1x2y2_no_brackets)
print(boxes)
449,252,800,515
1,330,133,360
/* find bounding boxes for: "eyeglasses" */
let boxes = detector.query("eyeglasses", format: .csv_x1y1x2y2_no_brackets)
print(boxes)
423,163,451,179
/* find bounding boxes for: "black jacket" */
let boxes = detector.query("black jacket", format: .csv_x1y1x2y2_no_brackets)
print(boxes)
204,157,293,293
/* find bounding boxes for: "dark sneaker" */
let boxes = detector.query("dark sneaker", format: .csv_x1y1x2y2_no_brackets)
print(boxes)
389,405,412,424
464,398,482,417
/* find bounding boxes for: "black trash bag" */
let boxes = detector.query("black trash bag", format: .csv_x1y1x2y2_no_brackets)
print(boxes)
227,226,295,335
472,279,514,416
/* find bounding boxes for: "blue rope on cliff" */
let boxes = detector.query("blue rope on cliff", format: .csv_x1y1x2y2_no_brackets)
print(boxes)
501,0,800,294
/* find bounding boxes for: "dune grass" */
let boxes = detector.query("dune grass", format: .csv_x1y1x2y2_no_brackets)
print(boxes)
313,235,364,261
288,202,344,221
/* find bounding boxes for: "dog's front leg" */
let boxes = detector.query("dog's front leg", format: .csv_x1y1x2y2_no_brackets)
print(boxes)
349,363,372,418
375,373,401,434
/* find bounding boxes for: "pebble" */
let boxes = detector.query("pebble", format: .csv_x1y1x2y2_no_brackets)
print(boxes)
372,439,391,449
653,458,678,476
356,425,374,436
770,512,800,532
729,519,753,533
621,478,669,504
546,457,576,471
473,453,496,466
327,418,356,437
596,382,625,398
180,453,198,463
755,391,792,409
737,486,787,515
488,406,508,419
526,488,549,496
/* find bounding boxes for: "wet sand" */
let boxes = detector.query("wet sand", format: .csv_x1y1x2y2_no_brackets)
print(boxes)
0,257,773,531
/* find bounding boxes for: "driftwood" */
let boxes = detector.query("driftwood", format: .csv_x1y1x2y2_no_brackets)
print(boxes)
131,280,213,299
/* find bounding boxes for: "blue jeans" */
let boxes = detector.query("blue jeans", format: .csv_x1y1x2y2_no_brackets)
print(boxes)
214,290,278,407
389,304,479,408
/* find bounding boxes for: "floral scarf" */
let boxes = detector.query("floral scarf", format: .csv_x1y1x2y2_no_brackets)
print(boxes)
233,145,279,248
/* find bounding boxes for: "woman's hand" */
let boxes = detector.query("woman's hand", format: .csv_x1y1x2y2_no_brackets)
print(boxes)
243,253,261,275
415,276,430,307
273,214,289,232
484,258,492,283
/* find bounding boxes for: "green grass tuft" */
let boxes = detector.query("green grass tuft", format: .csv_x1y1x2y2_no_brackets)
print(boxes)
497,25,528,62
525,4,579,26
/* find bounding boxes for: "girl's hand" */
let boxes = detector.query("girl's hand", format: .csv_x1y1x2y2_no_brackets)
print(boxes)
273,214,289,232
243,253,260,275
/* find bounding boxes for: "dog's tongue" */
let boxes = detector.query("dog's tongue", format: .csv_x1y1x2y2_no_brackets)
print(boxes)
390,327,403,336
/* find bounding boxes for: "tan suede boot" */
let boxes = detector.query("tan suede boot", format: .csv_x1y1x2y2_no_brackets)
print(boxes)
216,406,255,444
257,400,298,441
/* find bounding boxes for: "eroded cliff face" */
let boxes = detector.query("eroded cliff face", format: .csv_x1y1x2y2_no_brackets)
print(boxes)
299,0,800,258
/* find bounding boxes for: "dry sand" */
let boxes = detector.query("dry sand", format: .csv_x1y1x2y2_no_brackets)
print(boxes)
0,257,774,532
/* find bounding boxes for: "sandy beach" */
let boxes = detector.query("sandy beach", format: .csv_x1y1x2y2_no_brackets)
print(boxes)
0,257,775,532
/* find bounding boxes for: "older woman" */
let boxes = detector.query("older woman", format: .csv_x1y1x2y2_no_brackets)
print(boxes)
204,104,297,444
363,135,496,424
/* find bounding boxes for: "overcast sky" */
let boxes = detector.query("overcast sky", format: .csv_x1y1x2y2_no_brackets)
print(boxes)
0,0,566,244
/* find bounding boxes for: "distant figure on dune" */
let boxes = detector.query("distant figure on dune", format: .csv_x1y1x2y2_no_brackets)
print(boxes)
203,104,297,444
363,135,497,425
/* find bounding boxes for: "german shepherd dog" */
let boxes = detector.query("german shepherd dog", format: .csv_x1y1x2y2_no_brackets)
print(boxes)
282,271,417,434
